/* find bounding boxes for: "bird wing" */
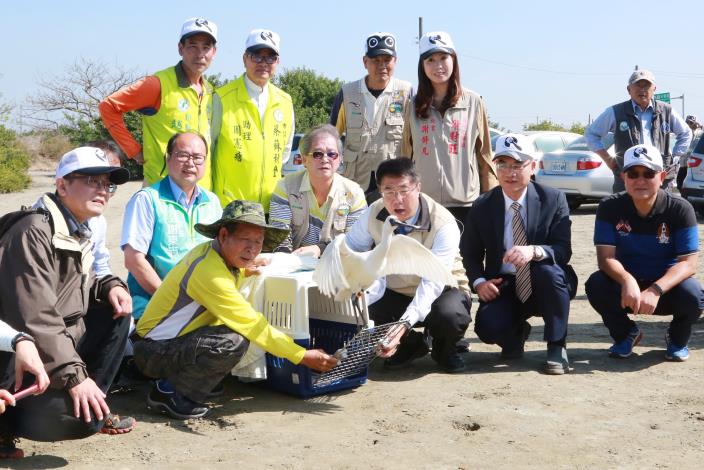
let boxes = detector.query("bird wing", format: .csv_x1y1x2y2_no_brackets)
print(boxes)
313,234,351,298
381,236,458,288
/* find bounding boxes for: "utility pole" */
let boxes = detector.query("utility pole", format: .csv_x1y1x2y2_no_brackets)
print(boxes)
418,17,423,49
671,93,685,117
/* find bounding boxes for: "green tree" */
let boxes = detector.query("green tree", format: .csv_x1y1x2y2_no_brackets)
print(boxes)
488,119,508,132
273,67,343,133
523,119,567,132
568,122,586,135
0,125,31,193
204,73,229,89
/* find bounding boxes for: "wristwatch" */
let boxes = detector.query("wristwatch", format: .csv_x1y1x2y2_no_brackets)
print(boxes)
11,332,35,351
649,283,664,296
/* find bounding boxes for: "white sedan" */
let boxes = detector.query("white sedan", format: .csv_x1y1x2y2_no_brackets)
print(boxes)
536,135,614,211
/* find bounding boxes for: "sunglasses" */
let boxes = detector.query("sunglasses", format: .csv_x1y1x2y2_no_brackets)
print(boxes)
625,169,657,180
247,53,278,65
308,151,340,160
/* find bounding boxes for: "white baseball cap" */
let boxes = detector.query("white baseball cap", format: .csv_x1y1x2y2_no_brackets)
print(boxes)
179,17,217,43
419,31,455,60
622,144,663,172
56,147,130,184
493,134,535,162
245,29,280,55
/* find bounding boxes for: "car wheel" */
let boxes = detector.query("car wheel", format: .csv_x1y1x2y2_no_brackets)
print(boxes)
567,199,581,211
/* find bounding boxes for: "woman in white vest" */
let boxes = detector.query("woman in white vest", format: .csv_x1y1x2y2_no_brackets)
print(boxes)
401,31,497,231
269,124,367,257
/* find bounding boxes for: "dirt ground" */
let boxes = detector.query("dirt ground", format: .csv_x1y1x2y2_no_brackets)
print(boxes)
1,171,703,469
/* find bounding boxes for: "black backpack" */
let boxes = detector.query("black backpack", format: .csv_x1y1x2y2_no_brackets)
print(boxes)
0,206,52,241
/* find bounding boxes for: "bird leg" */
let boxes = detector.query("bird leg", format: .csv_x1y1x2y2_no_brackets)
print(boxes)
352,291,365,330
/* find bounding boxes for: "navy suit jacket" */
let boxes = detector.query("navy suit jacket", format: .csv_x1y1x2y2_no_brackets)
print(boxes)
462,181,576,293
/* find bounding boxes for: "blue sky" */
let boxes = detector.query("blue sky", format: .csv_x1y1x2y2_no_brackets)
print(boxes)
2,0,702,132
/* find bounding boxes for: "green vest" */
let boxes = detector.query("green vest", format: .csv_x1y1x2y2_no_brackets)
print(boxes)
142,64,214,188
212,75,294,211
127,177,222,319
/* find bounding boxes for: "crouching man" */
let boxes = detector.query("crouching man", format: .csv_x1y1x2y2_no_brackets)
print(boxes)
0,147,134,458
134,200,337,419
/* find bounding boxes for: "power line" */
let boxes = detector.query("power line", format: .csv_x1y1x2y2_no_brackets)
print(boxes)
458,52,704,79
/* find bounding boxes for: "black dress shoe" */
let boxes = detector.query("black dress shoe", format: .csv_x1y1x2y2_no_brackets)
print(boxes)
384,331,429,370
500,321,532,359
431,339,467,373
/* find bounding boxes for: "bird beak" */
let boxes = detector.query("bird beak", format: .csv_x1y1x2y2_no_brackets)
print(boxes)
389,218,420,230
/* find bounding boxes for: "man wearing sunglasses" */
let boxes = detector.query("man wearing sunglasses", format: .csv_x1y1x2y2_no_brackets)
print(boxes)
0,147,134,455
121,132,222,322
211,29,295,212
100,17,218,189
463,134,576,375
329,32,412,203
586,144,703,361
269,124,366,256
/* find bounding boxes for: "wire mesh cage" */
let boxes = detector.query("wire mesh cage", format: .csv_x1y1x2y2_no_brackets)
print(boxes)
312,320,407,387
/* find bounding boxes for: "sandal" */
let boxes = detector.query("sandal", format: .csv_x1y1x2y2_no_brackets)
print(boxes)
100,413,137,435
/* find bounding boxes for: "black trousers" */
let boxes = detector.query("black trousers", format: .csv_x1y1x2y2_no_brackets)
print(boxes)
134,325,249,403
368,288,472,352
474,263,571,350
586,271,704,346
0,303,130,442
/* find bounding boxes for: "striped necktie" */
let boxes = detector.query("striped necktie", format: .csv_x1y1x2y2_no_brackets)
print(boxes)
511,201,532,302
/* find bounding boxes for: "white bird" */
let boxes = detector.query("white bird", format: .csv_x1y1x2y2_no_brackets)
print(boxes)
314,215,458,301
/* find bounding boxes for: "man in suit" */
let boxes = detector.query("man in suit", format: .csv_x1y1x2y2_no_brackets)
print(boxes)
462,134,576,374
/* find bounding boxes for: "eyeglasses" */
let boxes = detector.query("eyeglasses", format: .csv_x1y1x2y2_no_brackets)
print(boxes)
247,53,278,65
625,169,658,180
496,161,531,173
66,174,117,194
307,151,340,160
171,151,206,165
380,185,418,199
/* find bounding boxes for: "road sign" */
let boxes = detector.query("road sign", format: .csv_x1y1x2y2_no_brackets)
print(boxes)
654,92,670,103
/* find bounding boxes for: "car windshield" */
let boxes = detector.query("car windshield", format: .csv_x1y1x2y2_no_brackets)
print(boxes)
533,135,566,153
565,134,614,151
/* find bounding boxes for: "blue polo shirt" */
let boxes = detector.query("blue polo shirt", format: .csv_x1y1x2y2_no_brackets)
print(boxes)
594,190,698,280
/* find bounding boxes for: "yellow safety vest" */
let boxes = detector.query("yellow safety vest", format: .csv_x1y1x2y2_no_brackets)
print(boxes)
142,64,214,188
212,75,294,211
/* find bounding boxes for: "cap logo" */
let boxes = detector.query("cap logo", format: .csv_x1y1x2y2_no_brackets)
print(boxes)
504,136,522,151
194,18,212,32
260,30,276,45
384,36,395,48
429,34,446,45
95,149,107,162
367,37,379,48
634,147,651,161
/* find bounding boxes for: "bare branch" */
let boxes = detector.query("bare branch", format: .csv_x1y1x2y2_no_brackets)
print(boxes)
22,57,142,130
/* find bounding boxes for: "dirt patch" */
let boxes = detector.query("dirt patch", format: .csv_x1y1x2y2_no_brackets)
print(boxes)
1,177,703,468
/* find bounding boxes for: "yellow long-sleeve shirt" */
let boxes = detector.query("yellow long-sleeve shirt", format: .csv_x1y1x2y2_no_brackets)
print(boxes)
136,241,306,364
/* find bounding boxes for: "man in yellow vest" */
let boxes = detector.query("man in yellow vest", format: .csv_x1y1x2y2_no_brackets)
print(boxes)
99,17,218,189
211,29,295,212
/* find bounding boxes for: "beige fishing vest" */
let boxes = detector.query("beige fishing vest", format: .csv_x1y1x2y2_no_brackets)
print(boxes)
366,193,470,296
341,77,412,188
